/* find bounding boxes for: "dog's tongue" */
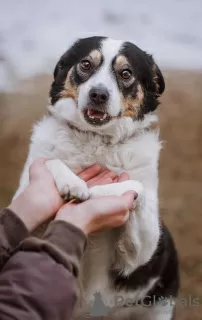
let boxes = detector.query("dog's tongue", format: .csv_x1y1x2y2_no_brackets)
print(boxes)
87,108,106,119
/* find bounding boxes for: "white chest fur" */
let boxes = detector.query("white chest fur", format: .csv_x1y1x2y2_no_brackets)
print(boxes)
29,116,160,187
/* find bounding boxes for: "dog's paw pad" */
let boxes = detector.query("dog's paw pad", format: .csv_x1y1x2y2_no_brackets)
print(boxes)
60,183,90,202
69,184,90,202
60,185,71,201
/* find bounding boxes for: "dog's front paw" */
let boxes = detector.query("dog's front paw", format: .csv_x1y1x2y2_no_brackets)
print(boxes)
46,159,90,203
121,180,143,199
89,180,144,208
60,180,90,202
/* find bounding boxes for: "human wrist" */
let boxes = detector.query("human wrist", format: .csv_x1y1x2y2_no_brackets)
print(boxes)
55,207,91,235
8,186,45,232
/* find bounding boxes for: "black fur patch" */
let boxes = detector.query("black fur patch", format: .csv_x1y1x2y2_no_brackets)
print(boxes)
109,224,179,304
50,36,106,104
119,42,165,118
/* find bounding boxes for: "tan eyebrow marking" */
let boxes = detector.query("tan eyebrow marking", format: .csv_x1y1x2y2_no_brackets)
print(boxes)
89,49,102,66
114,55,130,69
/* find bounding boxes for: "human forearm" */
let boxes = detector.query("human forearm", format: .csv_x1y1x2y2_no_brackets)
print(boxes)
0,208,29,269
0,219,87,320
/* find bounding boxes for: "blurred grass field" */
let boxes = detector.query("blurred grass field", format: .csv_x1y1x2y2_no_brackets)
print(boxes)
0,71,202,319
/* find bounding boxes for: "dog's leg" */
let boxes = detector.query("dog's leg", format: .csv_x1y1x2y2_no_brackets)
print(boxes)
90,180,144,200
45,159,90,201
89,181,160,273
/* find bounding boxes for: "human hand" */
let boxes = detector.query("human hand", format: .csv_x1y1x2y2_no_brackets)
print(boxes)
55,173,136,235
8,159,120,232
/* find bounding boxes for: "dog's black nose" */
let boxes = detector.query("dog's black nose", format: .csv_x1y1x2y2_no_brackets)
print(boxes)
89,87,109,104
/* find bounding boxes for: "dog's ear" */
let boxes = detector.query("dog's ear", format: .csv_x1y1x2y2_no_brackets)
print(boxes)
50,56,67,104
53,61,60,79
140,54,165,116
144,53,165,96
53,58,66,79
152,63,165,96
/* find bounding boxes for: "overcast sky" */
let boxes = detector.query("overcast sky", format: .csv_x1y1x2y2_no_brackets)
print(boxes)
0,0,202,89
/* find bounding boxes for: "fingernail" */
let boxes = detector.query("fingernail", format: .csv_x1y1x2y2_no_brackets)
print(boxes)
122,191,135,208
134,192,138,200
126,191,138,199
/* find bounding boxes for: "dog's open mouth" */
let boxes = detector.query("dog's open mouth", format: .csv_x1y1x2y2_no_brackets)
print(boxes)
84,108,111,126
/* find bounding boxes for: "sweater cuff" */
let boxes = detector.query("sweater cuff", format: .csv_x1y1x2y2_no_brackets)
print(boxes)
43,220,87,259
17,220,87,277
0,208,29,268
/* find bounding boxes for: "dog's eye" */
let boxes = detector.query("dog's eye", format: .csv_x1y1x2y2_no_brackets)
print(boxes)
80,60,91,71
120,69,132,80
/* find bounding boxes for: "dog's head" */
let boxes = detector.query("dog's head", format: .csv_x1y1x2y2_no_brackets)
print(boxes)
50,37,164,133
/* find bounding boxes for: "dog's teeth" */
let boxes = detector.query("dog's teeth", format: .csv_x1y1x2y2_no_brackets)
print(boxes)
100,114,107,121
88,112,108,121
103,113,107,119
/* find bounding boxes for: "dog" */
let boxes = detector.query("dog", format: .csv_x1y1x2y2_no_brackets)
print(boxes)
14,36,179,319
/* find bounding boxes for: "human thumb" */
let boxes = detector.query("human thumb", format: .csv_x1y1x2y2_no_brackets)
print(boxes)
121,191,138,209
